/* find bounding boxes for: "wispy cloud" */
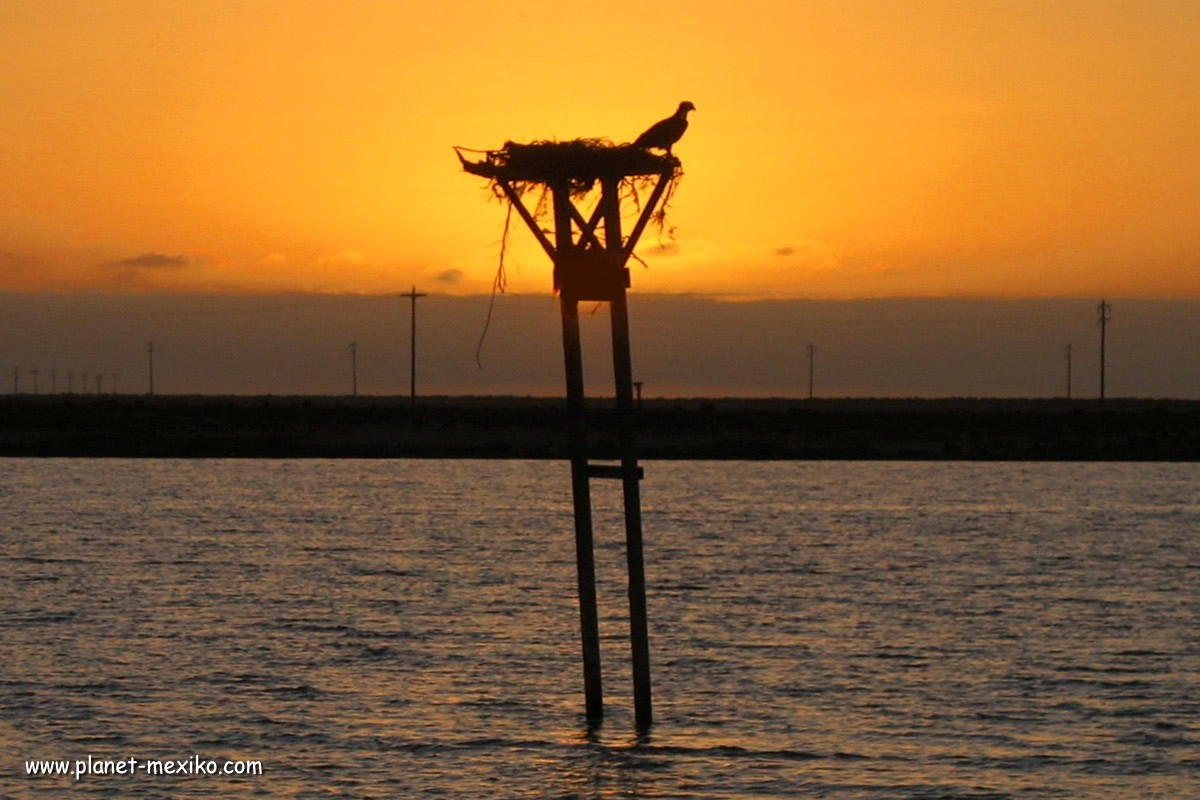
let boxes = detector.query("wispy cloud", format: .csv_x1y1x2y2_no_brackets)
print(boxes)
649,242,681,256
774,241,839,273
0,249,40,277
104,253,195,269
96,251,210,290
435,268,463,284
317,249,367,268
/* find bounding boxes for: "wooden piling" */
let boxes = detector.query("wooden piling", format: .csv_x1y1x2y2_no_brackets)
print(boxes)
555,185,604,723
602,178,653,728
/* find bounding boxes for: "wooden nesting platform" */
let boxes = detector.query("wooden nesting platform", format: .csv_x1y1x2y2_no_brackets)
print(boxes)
456,140,679,189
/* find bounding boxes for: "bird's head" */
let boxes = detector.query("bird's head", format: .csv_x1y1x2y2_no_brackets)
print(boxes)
678,101,696,115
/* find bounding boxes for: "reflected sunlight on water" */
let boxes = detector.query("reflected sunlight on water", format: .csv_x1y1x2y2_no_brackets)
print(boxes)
1,459,1197,798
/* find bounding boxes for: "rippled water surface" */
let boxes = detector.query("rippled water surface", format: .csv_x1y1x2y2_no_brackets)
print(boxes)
2,459,1198,798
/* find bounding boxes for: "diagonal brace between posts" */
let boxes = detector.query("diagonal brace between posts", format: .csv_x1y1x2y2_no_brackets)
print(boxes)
621,172,674,262
500,178,606,256
497,181,557,261
495,168,675,267
566,201,606,253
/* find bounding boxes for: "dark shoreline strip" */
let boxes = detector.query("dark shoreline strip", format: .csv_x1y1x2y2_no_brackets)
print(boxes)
2,395,1199,461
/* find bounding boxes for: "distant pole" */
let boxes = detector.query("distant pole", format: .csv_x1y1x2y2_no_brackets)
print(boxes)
1098,300,1112,403
349,341,358,397
401,286,426,408
634,380,644,411
147,342,155,396
807,344,815,400
1065,344,1072,400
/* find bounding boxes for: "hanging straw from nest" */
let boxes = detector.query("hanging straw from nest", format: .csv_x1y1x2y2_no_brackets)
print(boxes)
474,200,512,369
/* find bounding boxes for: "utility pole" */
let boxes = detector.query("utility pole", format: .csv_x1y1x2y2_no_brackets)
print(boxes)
807,344,815,400
1065,344,1072,400
402,286,426,408
1098,300,1112,403
147,342,155,396
634,380,644,411
349,341,358,397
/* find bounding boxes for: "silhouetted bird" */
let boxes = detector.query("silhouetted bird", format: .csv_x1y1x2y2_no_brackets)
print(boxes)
633,101,695,154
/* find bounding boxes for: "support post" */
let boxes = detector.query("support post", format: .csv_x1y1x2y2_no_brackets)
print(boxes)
603,178,653,728
556,184,603,723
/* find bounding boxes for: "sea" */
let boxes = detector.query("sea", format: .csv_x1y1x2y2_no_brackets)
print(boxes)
1,459,1197,798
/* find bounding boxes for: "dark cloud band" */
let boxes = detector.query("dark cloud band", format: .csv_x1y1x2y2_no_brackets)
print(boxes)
105,253,193,269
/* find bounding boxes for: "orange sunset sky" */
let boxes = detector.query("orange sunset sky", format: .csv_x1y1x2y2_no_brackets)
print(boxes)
2,0,1198,299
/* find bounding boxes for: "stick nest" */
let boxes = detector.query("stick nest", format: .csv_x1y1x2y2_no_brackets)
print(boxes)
456,138,680,196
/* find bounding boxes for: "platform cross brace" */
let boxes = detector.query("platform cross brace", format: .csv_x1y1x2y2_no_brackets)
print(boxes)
494,171,674,269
